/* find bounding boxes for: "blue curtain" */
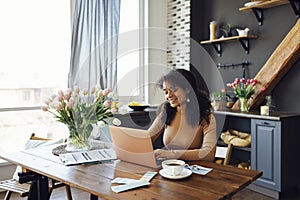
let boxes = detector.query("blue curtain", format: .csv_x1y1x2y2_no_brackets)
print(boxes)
68,0,120,91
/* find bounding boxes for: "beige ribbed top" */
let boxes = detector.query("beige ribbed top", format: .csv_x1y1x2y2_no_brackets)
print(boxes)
148,111,217,162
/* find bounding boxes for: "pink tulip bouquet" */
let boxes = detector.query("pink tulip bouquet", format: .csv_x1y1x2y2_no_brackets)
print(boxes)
226,78,257,99
226,78,258,112
42,86,121,150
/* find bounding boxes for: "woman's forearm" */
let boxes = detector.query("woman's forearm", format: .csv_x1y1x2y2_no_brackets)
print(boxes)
154,148,216,162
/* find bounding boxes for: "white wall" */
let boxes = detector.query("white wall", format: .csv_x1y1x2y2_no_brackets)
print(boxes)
147,0,168,105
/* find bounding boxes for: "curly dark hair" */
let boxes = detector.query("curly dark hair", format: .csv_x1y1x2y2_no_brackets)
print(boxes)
157,68,211,127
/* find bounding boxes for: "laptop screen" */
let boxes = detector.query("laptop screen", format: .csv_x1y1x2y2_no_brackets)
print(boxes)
109,126,161,168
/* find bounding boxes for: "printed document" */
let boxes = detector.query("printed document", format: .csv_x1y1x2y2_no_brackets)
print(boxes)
59,149,116,166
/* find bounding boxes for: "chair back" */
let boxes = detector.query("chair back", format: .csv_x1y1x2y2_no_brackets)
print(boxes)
215,143,233,165
29,133,51,141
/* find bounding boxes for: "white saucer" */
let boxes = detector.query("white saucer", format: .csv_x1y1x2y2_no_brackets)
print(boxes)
244,1,262,7
159,168,192,179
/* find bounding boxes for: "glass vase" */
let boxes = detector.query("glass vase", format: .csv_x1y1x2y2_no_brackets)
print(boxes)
66,135,90,152
239,98,249,112
65,124,93,152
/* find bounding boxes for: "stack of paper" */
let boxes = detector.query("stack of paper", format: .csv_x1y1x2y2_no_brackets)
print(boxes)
59,149,116,166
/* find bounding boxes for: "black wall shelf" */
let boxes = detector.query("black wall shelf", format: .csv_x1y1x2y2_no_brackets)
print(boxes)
239,0,299,25
200,35,257,56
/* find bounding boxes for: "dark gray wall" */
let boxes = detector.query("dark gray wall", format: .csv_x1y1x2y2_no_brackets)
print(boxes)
191,0,300,112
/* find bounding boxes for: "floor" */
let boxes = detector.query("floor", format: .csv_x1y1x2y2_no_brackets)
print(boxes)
2,186,300,200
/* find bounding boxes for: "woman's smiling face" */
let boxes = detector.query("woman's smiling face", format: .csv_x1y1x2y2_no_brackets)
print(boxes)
163,81,189,107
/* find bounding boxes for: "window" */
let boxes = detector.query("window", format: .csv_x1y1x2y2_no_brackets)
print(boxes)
0,0,70,157
0,0,148,158
23,90,31,102
117,0,147,103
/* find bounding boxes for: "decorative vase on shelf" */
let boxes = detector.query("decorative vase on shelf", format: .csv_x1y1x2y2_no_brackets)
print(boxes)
239,98,249,112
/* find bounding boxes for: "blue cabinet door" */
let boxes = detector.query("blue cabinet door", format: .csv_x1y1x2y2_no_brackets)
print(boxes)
251,119,281,191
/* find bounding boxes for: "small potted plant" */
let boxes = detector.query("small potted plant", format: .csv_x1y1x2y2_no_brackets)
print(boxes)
210,90,226,110
219,23,235,37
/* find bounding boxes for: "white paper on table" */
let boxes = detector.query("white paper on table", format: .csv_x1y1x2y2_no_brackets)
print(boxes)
59,148,116,166
185,165,213,175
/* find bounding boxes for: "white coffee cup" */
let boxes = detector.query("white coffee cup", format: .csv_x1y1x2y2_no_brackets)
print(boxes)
162,159,185,176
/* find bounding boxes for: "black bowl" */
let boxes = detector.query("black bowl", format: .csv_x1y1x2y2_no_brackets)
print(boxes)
129,105,149,111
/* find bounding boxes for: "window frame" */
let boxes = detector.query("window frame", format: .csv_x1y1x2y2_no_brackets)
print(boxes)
117,0,148,104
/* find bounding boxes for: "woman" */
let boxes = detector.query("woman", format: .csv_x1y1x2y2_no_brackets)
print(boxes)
148,69,217,161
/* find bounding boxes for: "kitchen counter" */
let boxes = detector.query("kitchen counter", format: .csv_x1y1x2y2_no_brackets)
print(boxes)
213,109,300,121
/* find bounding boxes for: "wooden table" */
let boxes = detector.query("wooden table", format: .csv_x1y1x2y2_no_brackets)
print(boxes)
0,147,262,200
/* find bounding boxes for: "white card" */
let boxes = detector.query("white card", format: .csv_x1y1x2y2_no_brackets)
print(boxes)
140,171,157,182
111,181,150,193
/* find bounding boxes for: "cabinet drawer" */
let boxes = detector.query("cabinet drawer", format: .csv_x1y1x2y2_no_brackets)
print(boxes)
253,120,277,127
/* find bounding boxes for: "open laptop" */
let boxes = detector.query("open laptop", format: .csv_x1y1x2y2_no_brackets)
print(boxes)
109,126,162,168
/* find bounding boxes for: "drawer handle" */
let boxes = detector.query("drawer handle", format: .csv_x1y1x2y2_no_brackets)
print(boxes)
263,122,269,125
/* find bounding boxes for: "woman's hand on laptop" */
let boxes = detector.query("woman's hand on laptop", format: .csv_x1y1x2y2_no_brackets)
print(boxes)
154,149,177,159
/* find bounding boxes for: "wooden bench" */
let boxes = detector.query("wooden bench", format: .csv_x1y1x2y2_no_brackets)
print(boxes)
0,179,30,199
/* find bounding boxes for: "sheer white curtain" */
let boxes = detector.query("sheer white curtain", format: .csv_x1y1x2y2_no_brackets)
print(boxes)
68,0,120,91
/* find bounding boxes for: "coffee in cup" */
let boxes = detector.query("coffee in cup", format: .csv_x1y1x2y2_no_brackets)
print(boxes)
162,159,185,176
